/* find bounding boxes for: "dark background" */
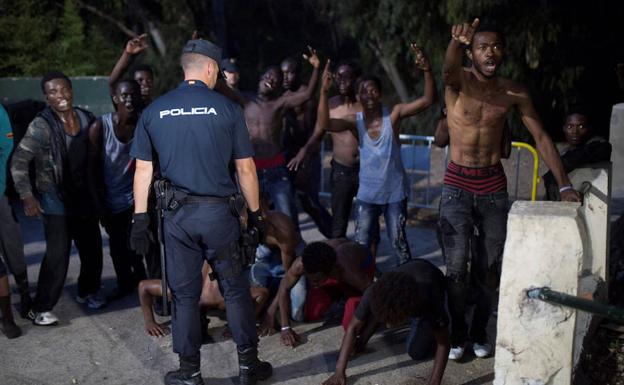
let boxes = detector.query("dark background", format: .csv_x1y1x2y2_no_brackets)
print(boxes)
1,0,623,141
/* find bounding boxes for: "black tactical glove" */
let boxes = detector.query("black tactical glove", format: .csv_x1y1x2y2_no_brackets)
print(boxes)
247,208,267,243
130,213,152,255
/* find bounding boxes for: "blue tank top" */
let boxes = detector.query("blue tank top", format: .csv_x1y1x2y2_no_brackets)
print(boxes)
101,113,135,213
356,107,409,204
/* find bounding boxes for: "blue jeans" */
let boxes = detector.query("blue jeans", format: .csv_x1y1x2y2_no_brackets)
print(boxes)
257,165,299,230
438,184,508,345
250,244,307,321
355,199,412,266
406,318,435,360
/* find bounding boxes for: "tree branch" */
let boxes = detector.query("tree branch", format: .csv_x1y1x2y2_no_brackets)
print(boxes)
74,0,136,38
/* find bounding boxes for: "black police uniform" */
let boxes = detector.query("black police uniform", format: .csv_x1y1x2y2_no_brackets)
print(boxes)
130,79,257,358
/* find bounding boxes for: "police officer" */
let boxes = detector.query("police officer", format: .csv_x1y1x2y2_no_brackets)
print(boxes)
129,39,272,385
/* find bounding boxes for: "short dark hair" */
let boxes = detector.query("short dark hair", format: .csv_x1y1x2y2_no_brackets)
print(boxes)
301,242,337,274
370,271,419,325
262,65,283,83
357,74,382,94
474,21,506,47
280,56,300,71
335,60,362,78
41,71,71,93
112,78,140,94
131,64,154,78
565,105,590,121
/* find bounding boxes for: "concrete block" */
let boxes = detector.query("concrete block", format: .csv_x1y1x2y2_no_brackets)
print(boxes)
568,165,611,370
494,201,584,385
610,104,624,198
569,165,611,281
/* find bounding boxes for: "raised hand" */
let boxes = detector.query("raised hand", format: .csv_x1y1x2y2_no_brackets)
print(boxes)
451,18,480,45
410,43,431,71
319,59,333,93
303,45,320,69
125,33,149,55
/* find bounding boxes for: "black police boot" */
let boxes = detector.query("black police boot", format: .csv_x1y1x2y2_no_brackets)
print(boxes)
238,346,272,385
164,354,204,385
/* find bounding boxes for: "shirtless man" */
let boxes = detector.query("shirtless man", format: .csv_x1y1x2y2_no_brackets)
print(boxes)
260,239,374,347
281,56,332,237
242,47,320,226
138,263,269,337
288,60,362,238
441,18,580,360
249,208,306,321
109,34,155,105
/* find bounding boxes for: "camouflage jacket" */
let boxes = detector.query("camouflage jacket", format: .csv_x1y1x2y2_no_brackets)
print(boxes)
10,116,59,198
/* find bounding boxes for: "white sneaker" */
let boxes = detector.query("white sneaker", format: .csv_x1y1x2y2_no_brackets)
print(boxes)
448,345,465,360
76,293,106,309
28,310,59,326
473,342,492,358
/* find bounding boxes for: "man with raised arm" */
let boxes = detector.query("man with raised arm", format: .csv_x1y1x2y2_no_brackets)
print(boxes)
287,60,362,239
319,44,435,266
242,48,320,226
109,34,155,105
281,56,332,237
441,18,581,360
88,79,147,301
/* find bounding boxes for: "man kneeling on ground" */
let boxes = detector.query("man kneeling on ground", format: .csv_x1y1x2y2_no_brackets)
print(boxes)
322,259,450,385
139,262,268,338
260,239,374,347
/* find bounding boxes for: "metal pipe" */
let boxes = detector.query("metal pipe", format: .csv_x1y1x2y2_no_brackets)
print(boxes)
526,287,624,323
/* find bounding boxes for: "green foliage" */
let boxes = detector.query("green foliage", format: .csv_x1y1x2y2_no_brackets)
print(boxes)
0,0,620,138
0,0,120,77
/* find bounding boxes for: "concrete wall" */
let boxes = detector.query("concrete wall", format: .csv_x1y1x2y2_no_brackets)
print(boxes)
494,165,611,385
610,104,624,214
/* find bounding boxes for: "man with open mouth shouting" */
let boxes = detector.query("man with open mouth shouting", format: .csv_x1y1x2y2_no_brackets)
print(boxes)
441,18,581,361
242,47,320,231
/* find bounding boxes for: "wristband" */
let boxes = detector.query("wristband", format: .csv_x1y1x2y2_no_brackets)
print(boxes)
559,185,573,193
280,326,291,331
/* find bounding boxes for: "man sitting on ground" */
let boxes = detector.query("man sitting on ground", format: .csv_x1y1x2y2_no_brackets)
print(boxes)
322,259,450,385
261,240,374,347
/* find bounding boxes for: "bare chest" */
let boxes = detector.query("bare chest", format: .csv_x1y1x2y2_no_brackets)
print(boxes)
244,101,283,138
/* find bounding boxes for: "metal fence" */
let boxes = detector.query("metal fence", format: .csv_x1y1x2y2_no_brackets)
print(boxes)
319,135,541,209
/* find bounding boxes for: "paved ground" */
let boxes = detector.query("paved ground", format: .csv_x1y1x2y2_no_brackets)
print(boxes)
1,208,494,385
